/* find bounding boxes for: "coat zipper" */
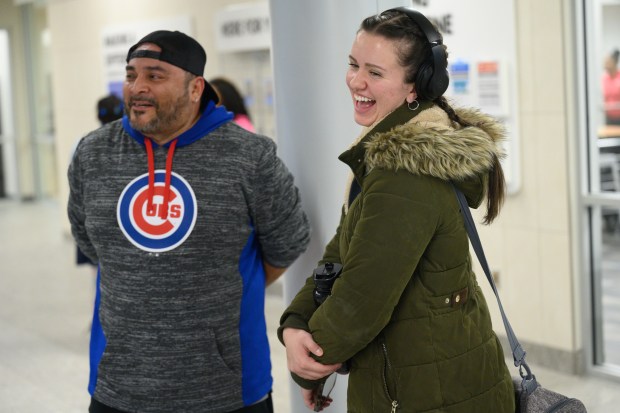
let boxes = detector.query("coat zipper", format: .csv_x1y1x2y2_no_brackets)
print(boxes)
381,342,399,412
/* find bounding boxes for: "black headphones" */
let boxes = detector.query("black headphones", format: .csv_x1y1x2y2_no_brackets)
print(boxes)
387,7,449,101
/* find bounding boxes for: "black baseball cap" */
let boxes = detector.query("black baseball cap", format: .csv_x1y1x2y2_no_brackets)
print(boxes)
126,30,219,109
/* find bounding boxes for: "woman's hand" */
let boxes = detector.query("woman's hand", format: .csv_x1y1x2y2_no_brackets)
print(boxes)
282,328,342,380
301,387,333,411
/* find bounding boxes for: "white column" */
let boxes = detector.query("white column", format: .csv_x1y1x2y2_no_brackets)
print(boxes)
0,30,18,198
269,1,406,411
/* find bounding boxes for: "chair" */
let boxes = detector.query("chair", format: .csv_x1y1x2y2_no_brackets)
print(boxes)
600,153,620,232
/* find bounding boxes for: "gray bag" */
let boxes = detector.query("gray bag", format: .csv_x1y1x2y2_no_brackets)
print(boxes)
513,377,586,412
453,185,587,413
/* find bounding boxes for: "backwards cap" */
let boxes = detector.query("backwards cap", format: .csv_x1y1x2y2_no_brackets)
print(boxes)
126,30,219,108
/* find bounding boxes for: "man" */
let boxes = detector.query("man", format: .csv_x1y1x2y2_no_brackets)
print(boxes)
68,30,310,413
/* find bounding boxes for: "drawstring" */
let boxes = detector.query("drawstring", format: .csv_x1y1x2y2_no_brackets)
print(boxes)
144,137,178,220
145,139,156,216
161,139,177,220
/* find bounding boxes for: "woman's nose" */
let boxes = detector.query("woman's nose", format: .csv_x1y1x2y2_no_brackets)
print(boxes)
348,71,366,90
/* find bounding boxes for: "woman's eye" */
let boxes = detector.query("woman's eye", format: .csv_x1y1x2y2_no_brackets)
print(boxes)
370,71,381,77
348,63,359,69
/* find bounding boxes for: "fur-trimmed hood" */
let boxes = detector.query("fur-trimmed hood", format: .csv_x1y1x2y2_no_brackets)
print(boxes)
365,105,506,181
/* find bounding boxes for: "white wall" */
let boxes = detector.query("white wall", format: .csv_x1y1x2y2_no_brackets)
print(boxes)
0,0,35,199
0,29,17,197
601,0,620,60
269,1,382,410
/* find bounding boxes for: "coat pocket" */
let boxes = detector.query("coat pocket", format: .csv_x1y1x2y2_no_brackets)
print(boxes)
380,339,400,412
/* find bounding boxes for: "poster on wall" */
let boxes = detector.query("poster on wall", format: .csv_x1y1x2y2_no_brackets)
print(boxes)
101,16,192,98
378,0,520,194
214,2,271,52
475,60,510,117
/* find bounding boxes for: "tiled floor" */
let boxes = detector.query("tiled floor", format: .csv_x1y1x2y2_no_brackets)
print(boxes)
2,199,620,412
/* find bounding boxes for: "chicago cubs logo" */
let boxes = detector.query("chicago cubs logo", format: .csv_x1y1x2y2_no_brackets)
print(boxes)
117,170,197,252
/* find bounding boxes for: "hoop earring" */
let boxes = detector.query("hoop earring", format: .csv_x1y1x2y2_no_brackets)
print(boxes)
407,100,419,111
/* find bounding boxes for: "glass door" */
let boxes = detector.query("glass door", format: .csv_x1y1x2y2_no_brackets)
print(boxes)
581,0,620,371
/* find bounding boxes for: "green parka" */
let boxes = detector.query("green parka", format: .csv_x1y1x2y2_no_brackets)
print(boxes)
279,102,515,412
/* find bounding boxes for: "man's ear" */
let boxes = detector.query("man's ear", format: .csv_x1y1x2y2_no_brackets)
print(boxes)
192,77,206,103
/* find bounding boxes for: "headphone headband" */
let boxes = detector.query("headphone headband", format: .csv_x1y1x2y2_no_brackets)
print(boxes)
389,7,442,46
385,7,449,101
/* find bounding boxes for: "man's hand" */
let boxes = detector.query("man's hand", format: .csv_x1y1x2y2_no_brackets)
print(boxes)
282,328,342,380
263,261,286,286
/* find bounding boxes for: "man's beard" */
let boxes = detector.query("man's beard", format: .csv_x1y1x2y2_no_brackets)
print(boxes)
128,90,190,136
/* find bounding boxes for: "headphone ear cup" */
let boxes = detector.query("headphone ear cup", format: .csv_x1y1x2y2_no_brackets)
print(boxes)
428,45,450,99
420,69,449,101
415,59,435,100
415,46,450,101
430,67,450,100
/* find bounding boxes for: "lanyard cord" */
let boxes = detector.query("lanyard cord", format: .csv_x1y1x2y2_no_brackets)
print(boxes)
144,138,178,220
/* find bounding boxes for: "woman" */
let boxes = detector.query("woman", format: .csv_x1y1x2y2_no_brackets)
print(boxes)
210,77,256,132
279,7,515,413
602,49,620,125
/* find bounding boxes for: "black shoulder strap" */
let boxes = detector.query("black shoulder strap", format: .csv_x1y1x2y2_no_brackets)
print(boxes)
451,182,539,395
348,179,362,206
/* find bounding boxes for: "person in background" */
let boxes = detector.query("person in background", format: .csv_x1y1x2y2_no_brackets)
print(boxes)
210,77,256,132
603,49,620,125
68,30,310,413
97,94,124,125
278,7,514,412
75,94,124,268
